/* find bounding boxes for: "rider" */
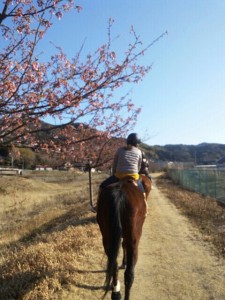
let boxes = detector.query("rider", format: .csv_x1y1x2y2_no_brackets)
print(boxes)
139,150,152,181
99,133,148,214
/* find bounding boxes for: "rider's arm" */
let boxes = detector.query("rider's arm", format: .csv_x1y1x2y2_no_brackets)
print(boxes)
138,153,142,172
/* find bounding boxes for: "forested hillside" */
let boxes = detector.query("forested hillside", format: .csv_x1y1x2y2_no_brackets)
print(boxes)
1,121,225,168
141,143,225,164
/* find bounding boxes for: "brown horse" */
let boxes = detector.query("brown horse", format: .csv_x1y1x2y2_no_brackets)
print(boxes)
96,175,151,300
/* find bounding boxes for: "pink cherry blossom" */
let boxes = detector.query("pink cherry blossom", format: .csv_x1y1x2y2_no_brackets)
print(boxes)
0,1,164,166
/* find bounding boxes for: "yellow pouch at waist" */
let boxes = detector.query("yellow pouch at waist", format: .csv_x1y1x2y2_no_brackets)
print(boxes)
115,172,139,180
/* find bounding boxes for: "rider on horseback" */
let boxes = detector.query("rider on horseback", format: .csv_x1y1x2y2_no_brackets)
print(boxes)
139,150,152,181
97,133,151,299
99,133,149,212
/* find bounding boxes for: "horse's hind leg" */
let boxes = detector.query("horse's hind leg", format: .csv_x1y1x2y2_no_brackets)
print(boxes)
111,262,121,300
120,240,127,269
124,246,138,300
124,266,134,300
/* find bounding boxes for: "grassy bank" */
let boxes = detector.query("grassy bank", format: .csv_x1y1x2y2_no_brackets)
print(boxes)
0,172,106,299
156,173,225,258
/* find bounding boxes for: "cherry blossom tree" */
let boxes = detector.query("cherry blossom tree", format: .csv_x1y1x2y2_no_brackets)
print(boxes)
0,0,165,167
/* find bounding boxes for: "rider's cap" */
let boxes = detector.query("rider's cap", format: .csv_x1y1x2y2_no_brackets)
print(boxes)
126,133,141,146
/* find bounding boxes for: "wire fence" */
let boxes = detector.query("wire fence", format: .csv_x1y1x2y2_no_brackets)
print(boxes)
167,168,225,204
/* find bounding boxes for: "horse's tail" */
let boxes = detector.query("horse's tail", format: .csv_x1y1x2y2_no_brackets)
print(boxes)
103,187,125,297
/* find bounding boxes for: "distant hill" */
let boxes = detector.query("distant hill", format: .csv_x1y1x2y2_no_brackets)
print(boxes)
140,143,225,164
1,119,225,166
0,120,92,149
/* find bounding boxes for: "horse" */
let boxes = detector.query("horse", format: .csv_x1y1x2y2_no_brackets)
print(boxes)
96,174,152,300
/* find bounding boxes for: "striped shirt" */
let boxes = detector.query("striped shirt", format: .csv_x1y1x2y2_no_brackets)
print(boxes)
113,146,142,180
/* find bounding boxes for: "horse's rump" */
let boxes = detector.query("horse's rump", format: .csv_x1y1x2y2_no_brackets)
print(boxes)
97,178,146,233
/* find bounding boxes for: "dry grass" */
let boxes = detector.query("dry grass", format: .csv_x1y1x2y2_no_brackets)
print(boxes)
0,222,100,299
0,175,88,246
0,172,106,300
156,173,225,258
2,171,225,299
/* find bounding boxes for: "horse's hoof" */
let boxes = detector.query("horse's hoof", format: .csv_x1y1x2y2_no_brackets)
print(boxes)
111,291,122,300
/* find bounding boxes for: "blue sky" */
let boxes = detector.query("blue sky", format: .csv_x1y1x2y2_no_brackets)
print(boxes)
42,0,225,146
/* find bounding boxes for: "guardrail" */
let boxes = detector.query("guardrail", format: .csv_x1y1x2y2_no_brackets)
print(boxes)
0,168,23,175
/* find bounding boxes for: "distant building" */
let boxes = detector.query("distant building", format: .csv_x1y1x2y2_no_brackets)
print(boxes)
216,155,225,167
35,165,53,171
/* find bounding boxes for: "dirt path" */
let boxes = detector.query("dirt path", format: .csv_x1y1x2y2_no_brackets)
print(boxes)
131,178,225,300
62,175,225,300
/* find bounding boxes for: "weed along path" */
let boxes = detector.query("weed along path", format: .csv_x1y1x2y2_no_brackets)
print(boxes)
67,176,225,300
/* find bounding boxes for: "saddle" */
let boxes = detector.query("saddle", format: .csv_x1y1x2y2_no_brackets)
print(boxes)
107,177,144,193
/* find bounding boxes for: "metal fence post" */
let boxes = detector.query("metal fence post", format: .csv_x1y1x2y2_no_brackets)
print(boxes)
88,160,96,212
